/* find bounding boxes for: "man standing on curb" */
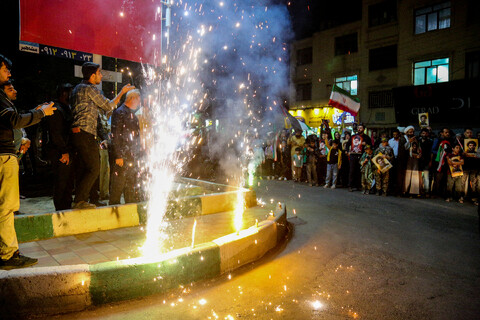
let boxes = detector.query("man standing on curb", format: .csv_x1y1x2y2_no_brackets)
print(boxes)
109,89,142,205
0,54,56,270
70,62,134,209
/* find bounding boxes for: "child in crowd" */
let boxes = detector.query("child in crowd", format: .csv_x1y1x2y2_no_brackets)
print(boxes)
292,147,303,182
446,144,465,203
305,139,318,186
360,145,374,194
324,140,341,188
374,138,394,196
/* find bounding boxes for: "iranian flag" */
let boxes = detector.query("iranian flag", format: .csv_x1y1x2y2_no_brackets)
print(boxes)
328,85,360,116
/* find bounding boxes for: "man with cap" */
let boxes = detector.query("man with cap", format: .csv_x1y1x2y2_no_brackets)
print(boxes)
70,62,134,209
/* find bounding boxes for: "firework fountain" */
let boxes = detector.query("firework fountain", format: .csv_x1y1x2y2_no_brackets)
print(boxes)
139,0,292,256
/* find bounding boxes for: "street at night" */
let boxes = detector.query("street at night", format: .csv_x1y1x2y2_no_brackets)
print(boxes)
42,180,480,320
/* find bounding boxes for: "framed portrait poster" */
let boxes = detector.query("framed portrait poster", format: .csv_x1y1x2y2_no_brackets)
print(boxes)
464,139,478,153
418,112,429,128
449,155,464,177
373,153,393,173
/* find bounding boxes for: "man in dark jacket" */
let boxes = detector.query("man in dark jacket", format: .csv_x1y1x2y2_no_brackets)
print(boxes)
0,54,56,270
109,89,142,205
45,83,74,210
345,123,372,191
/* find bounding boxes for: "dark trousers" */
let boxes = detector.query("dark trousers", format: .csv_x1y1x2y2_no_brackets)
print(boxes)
348,153,362,188
316,157,327,185
51,157,74,211
339,154,349,187
71,130,100,204
109,162,137,205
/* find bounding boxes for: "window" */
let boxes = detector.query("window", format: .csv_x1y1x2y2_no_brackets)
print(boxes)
335,75,358,95
375,112,386,122
415,2,451,34
334,33,358,56
296,47,313,66
413,58,449,85
369,45,397,71
369,0,397,27
296,83,312,101
466,51,480,79
369,90,393,108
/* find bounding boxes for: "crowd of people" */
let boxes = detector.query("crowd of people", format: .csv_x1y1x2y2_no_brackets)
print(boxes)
0,55,143,269
261,124,480,205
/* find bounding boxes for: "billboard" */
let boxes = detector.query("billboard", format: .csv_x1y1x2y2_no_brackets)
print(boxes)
19,0,162,65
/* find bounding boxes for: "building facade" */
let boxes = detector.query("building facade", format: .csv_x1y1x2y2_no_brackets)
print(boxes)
290,0,480,132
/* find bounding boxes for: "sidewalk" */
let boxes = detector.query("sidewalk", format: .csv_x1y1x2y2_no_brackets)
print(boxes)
18,205,272,268
1,200,288,318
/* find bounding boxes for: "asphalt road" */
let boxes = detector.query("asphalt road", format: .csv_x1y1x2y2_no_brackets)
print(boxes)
43,180,480,320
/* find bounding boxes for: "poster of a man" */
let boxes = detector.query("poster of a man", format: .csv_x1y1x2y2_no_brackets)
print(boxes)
351,135,363,153
372,153,393,173
448,155,464,178
464,139,478,153
418,113,429,128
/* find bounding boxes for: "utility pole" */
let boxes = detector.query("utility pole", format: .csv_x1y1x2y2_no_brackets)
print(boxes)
160,0,172,62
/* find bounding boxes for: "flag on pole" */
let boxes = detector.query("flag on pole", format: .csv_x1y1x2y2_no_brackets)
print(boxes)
328,85,360,116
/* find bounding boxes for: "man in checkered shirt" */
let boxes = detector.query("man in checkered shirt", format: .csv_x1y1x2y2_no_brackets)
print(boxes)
70,62,134,209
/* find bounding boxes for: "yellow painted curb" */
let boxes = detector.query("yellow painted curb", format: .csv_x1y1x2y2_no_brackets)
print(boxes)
201,192,238,215
213,220,277,273
52,204,140,237
200,190,257,216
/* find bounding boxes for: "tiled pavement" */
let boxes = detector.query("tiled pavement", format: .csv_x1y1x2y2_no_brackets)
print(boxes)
19,206,272,268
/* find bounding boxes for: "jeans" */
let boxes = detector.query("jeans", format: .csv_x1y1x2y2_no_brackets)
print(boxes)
72,130,100,204
0,155,20,260
325,164,338,186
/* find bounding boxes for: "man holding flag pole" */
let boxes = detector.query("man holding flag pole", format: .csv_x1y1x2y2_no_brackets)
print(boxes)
328,85,370,191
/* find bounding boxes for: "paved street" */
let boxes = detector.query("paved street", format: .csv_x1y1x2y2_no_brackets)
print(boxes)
42,180,480,320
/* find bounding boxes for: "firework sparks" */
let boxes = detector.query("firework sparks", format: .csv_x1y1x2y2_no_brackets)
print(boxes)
134,0,291,256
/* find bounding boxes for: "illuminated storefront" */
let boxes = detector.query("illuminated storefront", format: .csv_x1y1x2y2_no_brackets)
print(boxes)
288,106,356,133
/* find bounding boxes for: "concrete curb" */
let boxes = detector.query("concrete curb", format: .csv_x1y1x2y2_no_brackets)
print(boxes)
15,186,256,242
0,203,288,318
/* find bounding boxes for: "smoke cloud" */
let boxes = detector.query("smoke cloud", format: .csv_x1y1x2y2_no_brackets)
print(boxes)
146,0,293,184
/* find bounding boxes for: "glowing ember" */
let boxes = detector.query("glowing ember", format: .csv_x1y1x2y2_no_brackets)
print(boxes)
191,219,197,248
234,189,245,234
311,300,324,310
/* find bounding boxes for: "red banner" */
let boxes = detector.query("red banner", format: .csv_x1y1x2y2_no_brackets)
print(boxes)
20,0,162,65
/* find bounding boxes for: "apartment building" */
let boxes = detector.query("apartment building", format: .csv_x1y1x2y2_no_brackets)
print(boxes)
290,0,480,132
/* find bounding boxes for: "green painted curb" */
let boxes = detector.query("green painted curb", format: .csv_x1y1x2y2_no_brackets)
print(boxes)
89,242,220,304
14,214,54,242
